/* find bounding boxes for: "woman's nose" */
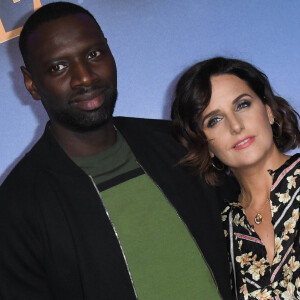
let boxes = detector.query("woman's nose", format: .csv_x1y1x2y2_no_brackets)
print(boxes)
228,114,244,134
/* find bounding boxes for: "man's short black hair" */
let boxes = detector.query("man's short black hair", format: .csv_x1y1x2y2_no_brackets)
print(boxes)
19,1,103,69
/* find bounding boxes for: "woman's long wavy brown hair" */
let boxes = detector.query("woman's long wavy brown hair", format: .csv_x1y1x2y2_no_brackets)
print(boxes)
171,57,300,186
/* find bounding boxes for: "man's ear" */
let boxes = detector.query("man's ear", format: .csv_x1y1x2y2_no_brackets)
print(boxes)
265,104,274,125
20,66,41,100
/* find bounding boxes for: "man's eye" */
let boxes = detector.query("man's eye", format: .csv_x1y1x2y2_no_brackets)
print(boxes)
236,100,251,111
88,50,101,59
49,64,67,73
207,116,222,128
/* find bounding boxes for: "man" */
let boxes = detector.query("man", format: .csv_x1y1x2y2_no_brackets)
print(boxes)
0,2,232,299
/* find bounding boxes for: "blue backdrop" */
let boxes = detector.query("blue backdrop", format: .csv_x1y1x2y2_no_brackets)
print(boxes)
0,0,299,183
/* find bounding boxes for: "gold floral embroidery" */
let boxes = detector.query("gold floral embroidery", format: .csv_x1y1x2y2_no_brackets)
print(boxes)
287,175,297,189
281,282,296,299
294,169,300,176
250,288,272,299
236,252,255,268
238,240,243,251
247,258,267,281
289,256,300,273
296,277,300,288
283,216,297,239
276,192,291,203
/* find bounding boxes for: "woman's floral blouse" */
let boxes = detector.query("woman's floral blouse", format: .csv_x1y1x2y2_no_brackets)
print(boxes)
222,154,300,299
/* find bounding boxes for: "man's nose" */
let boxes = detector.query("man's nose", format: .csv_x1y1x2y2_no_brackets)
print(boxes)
70,62,98,88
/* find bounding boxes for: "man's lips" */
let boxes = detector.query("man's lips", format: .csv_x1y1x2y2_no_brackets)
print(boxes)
233,136,255,150
70,92,105,111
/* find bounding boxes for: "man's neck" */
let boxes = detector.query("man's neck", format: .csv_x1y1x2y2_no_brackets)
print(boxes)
50,119,117,157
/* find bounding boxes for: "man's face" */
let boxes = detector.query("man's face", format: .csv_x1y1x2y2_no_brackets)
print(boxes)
22,13,117,132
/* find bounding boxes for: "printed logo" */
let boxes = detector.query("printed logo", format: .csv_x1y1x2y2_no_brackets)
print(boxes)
0,0,42,43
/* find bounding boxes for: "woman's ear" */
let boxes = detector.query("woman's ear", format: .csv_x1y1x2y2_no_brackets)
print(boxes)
265,104,274,125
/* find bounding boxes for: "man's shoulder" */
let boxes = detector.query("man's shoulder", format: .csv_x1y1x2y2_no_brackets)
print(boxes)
113,116,174,140
0,127,53,193
113,116,180,147
0,148,40,192
113,116,188,164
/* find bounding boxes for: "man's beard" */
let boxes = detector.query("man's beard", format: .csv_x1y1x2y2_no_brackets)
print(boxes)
54,86,118,132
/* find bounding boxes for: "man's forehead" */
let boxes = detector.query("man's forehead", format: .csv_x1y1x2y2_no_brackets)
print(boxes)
27,13,103,47
25,13,107,69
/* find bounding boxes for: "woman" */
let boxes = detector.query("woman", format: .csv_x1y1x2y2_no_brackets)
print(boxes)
171,57,300,299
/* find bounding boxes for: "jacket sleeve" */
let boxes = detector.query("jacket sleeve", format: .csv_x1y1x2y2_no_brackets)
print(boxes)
0,172,54,300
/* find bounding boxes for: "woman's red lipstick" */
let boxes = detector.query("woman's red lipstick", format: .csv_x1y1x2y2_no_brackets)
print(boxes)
233,136,255,150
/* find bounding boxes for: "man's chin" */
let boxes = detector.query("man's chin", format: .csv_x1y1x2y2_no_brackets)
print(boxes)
55,109,114,133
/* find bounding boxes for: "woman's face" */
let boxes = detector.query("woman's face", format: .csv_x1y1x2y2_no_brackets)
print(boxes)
201,74,276,171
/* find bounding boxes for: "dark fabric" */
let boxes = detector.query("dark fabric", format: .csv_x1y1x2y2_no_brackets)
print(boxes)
0,117,233,300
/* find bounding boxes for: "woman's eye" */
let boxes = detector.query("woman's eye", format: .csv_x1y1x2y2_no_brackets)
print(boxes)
207,116,222,128
49,64,67,73
88,50,101,59
236,100,251,111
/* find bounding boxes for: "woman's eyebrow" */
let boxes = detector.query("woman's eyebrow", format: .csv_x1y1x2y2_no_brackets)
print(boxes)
201,93,252,126
232,93,252,106
201,109,221,126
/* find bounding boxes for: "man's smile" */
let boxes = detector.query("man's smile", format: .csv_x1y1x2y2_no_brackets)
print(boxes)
71,94,105,111
70,89,107,111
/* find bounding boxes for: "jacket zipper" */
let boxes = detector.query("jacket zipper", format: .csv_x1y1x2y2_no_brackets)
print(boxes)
89,175,139,300
137,162,223,300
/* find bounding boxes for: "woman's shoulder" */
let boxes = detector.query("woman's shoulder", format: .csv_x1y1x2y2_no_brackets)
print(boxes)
270,153,300,191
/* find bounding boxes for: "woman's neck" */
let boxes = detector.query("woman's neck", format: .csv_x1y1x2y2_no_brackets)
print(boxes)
232,150,289,208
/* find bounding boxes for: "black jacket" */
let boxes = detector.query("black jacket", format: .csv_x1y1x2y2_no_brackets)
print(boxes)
0,117,232,299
